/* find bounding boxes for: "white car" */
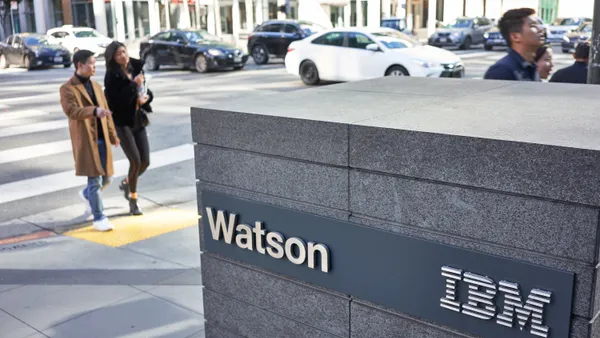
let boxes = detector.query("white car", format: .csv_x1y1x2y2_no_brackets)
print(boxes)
285,27,464,85
47,25,113,56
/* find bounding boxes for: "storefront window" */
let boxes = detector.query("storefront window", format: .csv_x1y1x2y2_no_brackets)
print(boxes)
361,1,367,26
133,0,150,37
159,2,167,30
106,2,115,38
199,5,208,29
122,2,131,38
23,0,36,32
350,0,356,26
268,0,277,19
239,1,247,30
72,0,96,28
170,3,182,29
53,0,64,27
330,5,344,27
220,5,232,33
189,3,198,28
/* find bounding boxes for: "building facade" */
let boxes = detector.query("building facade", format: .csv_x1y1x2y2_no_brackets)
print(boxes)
0,0,596,43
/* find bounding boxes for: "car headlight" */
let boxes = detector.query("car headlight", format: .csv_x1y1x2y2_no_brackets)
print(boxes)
452,32,461,37
413,59,439,68
483,32,489,39
563,35,570,43
207,49,222,56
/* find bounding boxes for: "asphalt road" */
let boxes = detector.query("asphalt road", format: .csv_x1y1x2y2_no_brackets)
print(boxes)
0,45,577,222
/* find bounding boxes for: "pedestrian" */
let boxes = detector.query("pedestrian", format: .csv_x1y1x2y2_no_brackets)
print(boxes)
483,8,545,81
59,49,120,232
549,41,591,84
104,41,153,216
534,45,553,80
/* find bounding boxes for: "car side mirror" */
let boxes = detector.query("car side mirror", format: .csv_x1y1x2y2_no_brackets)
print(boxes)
366,43,380,52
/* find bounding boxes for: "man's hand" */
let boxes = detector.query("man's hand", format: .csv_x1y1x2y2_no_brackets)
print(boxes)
113,139,120,147
96,108,112,118
138,95,150,106
134,74,145,86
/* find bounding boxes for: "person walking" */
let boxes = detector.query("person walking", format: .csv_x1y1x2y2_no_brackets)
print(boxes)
484,8,545,81
104,41,153,216
60,49,120,232
534,45,554,80
549,42,591,84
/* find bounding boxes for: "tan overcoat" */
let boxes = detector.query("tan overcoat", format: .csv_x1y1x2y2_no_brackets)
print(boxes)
59,75,119,177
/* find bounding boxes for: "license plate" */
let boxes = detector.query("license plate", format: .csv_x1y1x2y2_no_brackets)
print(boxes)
440,38,448,42
54,56,62,63
234,56,242,63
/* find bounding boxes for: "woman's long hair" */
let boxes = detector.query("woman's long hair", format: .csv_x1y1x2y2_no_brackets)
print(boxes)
534,44,550,63
104,41,132,74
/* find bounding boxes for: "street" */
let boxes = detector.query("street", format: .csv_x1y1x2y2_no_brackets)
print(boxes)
0,45,580,338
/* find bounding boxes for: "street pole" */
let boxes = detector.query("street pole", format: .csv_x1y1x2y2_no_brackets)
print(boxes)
10,9,15,34
587,0,600,83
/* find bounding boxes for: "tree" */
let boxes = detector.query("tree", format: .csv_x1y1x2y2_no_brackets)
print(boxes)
0,0,22,40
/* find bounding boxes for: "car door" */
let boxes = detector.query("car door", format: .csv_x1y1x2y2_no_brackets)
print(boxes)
8,36,24,64
2,36,14,63
171,31,196,66
281,24,303,56
262,23,284,55
308,32,346,81
344,32,388,81
152,32,173,64
166,31,188,65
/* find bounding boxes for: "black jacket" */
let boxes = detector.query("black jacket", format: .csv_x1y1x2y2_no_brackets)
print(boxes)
104,58,154,128
549,61,589,84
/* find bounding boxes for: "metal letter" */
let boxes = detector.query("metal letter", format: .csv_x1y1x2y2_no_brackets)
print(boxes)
307,242,330,273
205,207,237,244
440,266,462,312
497,281,552,338
266,232,285,259
461,272,497,320
284,237,307,265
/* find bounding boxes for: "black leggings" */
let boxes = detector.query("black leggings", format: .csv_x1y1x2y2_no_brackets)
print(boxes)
116,126,150,194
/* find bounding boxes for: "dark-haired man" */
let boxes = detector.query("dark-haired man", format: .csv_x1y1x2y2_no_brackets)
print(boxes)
484,8,545,81
549,41,591,84
59,49,120,231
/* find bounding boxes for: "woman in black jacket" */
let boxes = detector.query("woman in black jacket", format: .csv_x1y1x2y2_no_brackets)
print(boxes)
104,41,153,215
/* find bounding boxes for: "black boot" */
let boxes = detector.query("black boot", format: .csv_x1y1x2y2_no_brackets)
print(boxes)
129,198,143,216
119,180,129,201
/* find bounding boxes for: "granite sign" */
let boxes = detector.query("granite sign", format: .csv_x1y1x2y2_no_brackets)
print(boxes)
201,190,575,338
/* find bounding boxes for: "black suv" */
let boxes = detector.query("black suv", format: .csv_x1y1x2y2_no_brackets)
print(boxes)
248,20,325,65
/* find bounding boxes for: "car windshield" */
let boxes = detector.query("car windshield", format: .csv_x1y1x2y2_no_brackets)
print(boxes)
579,24,592,32
553,18,580,26
381,19,407,31
184,30,220,42
377,37,413,49
452,19,473,28
299,23,326,35
24,36,59,46
371,30,421,46
74,30,102,38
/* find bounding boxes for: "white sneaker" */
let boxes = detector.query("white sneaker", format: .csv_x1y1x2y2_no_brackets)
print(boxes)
93,218,114,232
78,190,91,213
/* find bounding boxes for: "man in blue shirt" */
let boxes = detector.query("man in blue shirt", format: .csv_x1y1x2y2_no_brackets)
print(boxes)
549,42,591,84
484,8,545,81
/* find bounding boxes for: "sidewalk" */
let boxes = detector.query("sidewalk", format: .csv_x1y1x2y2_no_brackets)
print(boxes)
0,186,205,338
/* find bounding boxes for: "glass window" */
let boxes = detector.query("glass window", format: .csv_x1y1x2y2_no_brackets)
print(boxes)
239,1,247,30
452,19,473,28
71,0,96,28
312,32,344,46
53,0,64,26
261,24,282,32
133,1,150,38
153,32,170,41
581,24,592,32
4,36,13,44
347,32,374,49
183,30,219,42
74,30,102,38
168,32,186,42
284,24,298,33
378,38,408,49
299,22,325,35
23,35,59,46
13,36,22,46
372,30,421,46
220,5,233,34
51,31,67,38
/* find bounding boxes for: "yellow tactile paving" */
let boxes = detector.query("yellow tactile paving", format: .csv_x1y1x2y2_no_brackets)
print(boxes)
64,208,199,247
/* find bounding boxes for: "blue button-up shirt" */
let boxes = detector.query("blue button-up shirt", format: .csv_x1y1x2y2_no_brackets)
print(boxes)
484,48,540,81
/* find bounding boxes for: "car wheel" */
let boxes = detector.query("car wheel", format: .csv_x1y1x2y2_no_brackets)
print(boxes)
64,63,72,68
299,60,319,85
252,45,269,65
144,54,159,71
562,49,570,53
194,54,208,73
233,65,244,71
24,56,32,70
460,36,471,50
484,44,493,51
385,65,409,76
0,54,8,69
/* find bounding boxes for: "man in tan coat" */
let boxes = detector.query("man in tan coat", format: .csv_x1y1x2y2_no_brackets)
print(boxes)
60,50,120,231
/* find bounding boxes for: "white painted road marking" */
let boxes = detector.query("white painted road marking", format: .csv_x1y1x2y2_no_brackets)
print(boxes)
0,110,50,127
0,139,72,164
0,143,194,205
0,120,66,138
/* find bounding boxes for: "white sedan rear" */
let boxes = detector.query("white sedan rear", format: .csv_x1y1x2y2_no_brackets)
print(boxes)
285,27,465,85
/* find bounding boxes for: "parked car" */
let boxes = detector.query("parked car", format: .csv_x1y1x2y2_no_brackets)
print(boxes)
139,29,248,73
0,33,71,70
546,17,591,43
381,17,414,35
428,16,494,49
562,22,592,53
285,27,464,85
248,19,326,65
483,16,547,50
47,25,112,56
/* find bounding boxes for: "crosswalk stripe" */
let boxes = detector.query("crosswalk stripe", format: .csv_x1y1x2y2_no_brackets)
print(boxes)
0,92,58,104
0,139,72,164
0,143,193,205
0,120,66,138
0,110,50,127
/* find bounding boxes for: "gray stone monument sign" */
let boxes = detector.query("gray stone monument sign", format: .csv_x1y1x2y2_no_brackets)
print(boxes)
191,77,600,338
